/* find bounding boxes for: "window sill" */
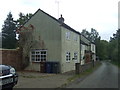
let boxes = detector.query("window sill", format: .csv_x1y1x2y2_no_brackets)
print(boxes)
66,61,70,63
32,61,41,63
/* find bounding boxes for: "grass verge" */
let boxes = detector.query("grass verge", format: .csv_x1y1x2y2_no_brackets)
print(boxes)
60,62,102,88
111,61,120,68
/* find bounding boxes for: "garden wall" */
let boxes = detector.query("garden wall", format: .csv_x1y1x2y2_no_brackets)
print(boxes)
0,49,22,70
75,61,100,74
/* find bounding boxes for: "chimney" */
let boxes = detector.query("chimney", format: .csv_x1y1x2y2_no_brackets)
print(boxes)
58,14,64,23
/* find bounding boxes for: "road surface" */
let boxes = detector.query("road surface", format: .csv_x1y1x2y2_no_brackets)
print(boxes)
66,61,119,88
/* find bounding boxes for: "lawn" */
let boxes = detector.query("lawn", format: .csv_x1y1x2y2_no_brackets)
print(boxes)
111,61,120,68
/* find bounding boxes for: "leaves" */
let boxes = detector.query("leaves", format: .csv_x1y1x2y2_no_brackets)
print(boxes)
108,29,119,62
16,12,33,28
81,28,109,60
2,12,17,49
81,28,101,59
1,12,33,49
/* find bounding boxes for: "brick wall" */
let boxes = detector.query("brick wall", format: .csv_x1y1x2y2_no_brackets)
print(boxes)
75,61,100,74
0,49,22,70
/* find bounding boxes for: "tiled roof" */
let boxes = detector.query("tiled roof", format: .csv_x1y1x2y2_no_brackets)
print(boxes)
38,9,80,35
21,9,80,35
80,40,90,46
21,9,95,43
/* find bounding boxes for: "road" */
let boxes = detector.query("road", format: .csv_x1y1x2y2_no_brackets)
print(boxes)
66,61,119,88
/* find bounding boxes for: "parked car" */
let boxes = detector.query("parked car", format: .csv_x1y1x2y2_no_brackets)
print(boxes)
0,65,18,89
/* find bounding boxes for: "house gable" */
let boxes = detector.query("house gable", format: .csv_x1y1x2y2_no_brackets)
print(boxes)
17,8,80,36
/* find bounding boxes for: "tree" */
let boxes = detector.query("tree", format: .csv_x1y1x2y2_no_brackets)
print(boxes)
1,11,33,49
81,28,101,59
81,29,91,39
99,40,109,60
116,29,119,64
15,12,33,41
2,12,17,49
16,12,33,28
90,28,99,43
108,29,119,62
15,12,33,69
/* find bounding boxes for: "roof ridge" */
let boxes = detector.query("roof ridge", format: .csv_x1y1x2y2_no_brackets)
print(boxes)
20,8,81,35
38,9,81,35
38,8,59,22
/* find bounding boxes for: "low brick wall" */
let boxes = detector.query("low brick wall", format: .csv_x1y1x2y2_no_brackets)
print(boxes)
80,62,92,73
75,61,100,74
0,49,22,70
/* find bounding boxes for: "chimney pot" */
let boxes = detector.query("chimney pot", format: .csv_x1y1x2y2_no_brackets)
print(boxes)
58,14,64,23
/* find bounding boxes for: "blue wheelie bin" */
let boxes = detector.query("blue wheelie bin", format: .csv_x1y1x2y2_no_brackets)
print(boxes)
52,62,59,74
46,62,52,73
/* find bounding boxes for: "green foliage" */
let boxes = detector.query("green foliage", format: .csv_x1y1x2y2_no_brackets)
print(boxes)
81,28,102,59
81,28,119,62
99,40,109,60
81,28,100,43
16,12,33,42
2,12,17,49
111,61,120,68
1,12,33,49
90,28,99,43
81,28,111,60
81,29,91,39
109,29,119,63
16,12,33,27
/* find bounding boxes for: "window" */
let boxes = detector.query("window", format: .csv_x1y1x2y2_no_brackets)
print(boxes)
66,32,70,40
31,49,47,62
74,52,78,60
92,45,94,51
74,35,78,41
66,52,70,62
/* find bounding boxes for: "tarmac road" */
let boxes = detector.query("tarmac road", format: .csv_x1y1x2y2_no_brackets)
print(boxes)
66,61,119,88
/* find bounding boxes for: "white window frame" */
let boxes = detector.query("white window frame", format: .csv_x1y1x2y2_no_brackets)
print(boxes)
74,35,78,41
74,52,78,60
66,52,71,62
66,32,71,40
31,49,47,62
92,45,94,51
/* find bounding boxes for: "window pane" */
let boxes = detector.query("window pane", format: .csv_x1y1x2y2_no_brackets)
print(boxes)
41,51,44,54
74,52,78,60
31,50,47,62
41,51,46,54
66,52,70,62
32,51,35,54
32,58,34,60
66,32,70,40
36,52,39,54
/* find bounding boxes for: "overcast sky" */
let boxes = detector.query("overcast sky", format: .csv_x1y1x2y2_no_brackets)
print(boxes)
0,0,119,41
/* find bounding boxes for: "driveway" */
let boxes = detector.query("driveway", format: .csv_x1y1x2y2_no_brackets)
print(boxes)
14,71,75,88
66,61,119,88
